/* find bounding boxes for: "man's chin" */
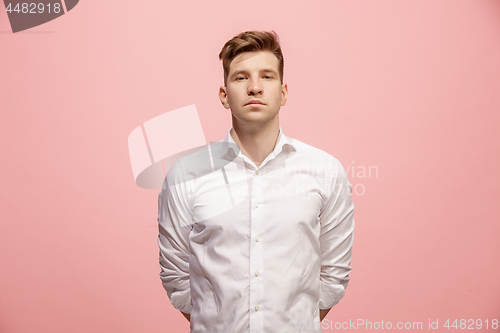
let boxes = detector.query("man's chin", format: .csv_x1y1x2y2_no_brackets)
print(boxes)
232,113,280,126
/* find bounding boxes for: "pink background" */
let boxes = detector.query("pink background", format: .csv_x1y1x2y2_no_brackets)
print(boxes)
1,1,499,332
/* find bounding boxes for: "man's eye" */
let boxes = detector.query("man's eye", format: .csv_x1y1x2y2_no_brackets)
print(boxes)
236,77,245,81
264,76,272,79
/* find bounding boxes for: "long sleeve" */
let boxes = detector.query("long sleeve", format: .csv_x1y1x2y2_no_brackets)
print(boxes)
157,159,193,313
318,155,355,309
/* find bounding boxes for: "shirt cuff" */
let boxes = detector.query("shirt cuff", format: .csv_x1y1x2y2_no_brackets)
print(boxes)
169,288,192,314
319,280,345,309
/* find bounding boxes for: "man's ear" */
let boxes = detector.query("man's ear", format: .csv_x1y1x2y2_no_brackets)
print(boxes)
219,86,230,109
280,83,288,106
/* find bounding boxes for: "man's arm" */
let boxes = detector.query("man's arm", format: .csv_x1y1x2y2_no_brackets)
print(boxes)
318,155,355,315
157,160,193,318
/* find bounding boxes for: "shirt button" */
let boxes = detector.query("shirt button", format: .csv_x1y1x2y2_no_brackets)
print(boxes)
254,203,259,208
255,271,259,277
255,170,260,175
255,236,260,242
254,305,259,311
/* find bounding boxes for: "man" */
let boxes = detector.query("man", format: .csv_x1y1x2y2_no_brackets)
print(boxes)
157,30,355,333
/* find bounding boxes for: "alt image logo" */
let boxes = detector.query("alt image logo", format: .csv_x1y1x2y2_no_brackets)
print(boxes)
3,0,78,33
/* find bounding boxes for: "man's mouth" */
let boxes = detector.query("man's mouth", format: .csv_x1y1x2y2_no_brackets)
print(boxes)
246,100,265,106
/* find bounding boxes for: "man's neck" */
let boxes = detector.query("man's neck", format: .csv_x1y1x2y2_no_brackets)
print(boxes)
230,119,280,168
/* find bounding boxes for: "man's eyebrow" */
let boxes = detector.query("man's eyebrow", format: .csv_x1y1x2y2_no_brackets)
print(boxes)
231,68,278,76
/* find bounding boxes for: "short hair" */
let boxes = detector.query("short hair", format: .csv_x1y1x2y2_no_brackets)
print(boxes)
219,30,284,86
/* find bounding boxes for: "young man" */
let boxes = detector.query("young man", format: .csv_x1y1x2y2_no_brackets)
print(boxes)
157,30,355,333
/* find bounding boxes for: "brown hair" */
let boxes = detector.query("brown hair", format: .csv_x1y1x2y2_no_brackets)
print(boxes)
219,30,284,86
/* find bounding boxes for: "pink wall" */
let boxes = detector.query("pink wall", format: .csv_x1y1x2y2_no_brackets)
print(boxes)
1,0,499,332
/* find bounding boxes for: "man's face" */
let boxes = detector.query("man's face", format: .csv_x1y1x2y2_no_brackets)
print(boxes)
219,50,288,128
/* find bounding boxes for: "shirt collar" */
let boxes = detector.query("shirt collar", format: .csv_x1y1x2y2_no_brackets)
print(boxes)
218,126,297,163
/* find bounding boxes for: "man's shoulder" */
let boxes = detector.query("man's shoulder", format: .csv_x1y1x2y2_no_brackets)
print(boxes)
286,135,349,184
165,140,237,187
164,146,210,187
287,137,345,174
286,135,343,167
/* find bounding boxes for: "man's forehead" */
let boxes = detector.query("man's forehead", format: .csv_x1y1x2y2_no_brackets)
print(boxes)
229,50,279,71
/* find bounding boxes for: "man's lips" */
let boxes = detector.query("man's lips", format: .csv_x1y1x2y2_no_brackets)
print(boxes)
245,100,265,106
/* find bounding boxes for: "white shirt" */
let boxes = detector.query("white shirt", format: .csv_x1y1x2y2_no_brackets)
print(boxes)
157,126,355,333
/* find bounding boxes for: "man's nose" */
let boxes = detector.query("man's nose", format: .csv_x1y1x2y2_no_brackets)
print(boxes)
247,78,262,95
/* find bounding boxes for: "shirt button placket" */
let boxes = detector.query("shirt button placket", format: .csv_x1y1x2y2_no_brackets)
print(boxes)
249,167,263,333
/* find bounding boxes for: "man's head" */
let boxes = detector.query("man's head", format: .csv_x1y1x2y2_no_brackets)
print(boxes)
218,30,288,128
219,30,284,86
